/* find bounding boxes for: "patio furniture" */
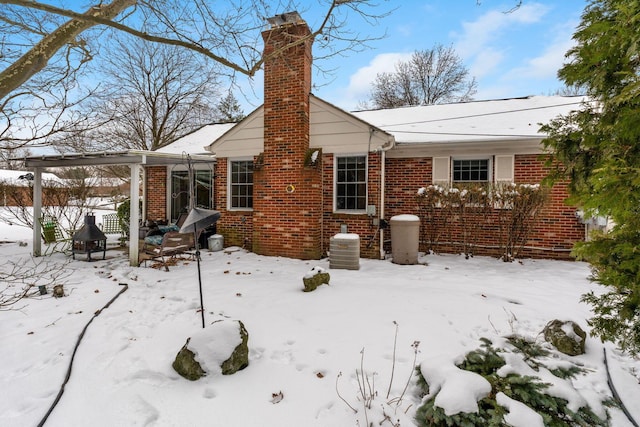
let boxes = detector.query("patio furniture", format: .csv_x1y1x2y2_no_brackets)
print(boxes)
141,231,195,271
39,216,73,253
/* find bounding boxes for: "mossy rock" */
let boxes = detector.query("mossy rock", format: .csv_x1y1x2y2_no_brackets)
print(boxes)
221,320,249,375
172,320,250,381
542,319,586,356
303,268,330,292
172,338,206,381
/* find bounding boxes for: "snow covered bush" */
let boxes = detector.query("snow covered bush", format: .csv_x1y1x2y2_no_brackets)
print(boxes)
415,183,547,261
414,337,608,427
492,183,547,262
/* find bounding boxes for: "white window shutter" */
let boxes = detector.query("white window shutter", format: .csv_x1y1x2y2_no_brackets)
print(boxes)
432,156,451,184
494,155,514,183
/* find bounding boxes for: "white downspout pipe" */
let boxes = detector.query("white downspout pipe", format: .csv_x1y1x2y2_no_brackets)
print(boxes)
32,168,42,257
376,136,394,260
379,149,386,260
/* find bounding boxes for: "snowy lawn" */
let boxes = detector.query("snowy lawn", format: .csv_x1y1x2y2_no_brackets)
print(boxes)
1,221,639,426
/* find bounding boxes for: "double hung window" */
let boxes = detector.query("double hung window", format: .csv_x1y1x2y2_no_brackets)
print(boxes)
335,155,367,211
229,160,253,210
452,159,490,183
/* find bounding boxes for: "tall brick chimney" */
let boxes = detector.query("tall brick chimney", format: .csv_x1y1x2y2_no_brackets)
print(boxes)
253,12,322,259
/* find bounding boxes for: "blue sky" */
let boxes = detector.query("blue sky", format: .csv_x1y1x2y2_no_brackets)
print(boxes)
238,0,588,113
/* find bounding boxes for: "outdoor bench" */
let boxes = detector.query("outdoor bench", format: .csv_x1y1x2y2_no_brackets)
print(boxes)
141,231,195,271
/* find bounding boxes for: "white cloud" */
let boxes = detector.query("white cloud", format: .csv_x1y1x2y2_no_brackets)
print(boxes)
468,48,504,79
453,3,550,59
334,52,413,109
504,21,577,81
508,39,573,80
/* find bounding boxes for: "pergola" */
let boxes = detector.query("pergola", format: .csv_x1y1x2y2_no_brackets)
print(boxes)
22,150,215,266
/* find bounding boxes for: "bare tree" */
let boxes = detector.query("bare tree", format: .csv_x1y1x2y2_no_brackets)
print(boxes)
0,256,72,310
0,174,100,235
0,0,390,153
365,45,477,109
0,1,122,155
550,84,587,96
0,0,389,100
60,37,222,152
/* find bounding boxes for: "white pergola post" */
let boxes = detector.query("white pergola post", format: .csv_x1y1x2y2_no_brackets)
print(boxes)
32,168,43,257
129,164,140,266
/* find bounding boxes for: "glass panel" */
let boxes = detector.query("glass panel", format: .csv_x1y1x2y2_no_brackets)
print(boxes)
170,169,213,223
230,161,253,209
171,171,189,222
453,159,489,182
335,155,367,211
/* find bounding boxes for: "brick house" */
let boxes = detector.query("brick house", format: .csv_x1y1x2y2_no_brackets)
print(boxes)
151,12,591,261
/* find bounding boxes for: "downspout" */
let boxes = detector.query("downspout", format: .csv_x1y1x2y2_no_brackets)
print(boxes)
32,167,43,257
379,149,386,259
373,133,394,260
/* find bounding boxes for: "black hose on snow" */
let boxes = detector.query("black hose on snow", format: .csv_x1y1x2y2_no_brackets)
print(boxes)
37,283,129,427
603,348,639,427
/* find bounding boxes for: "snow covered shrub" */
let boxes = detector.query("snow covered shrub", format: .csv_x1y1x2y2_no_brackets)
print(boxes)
444,184,492,258
415,337,608,427
492,183,548,262
417,183,545,260
416,185,447,253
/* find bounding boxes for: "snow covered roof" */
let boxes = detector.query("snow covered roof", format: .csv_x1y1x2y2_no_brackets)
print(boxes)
159,96,592,155
351,95,591,144
157,123,235,155
0,169,63,185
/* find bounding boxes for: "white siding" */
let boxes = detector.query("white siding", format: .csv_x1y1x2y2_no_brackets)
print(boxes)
207,95,394,158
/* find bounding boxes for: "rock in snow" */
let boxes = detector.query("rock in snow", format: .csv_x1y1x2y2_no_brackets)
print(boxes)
172,320,249,380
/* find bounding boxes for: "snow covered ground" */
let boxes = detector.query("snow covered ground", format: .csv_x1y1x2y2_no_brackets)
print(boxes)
1,215,639,426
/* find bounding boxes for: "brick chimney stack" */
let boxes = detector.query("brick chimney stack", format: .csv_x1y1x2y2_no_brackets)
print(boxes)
253,12,322,259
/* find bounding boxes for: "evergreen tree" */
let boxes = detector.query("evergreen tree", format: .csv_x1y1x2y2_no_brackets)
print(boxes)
541,0,640,354
216,91,245,123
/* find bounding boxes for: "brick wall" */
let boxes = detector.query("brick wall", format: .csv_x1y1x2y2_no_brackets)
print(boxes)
384,154,584,260
514,154,584,257
145,166,167,222
385,157,432,219
214,158,254,249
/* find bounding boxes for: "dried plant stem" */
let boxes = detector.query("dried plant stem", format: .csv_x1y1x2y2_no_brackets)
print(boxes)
386,321,398,399
335,372,358,413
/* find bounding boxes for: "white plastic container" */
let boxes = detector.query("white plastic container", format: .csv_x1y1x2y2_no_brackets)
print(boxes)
208,234,224,252
390,214,420,264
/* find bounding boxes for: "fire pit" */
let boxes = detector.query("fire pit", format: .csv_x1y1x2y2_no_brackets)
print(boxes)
72,214,107,261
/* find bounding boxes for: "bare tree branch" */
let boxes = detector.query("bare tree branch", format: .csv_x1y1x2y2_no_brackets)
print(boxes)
0,0,136,100
1,0,389,100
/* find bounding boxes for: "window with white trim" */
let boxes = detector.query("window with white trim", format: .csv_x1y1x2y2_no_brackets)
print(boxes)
229,159,253,209
335,155,367,211
433,156,510,185
452,159,490,183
